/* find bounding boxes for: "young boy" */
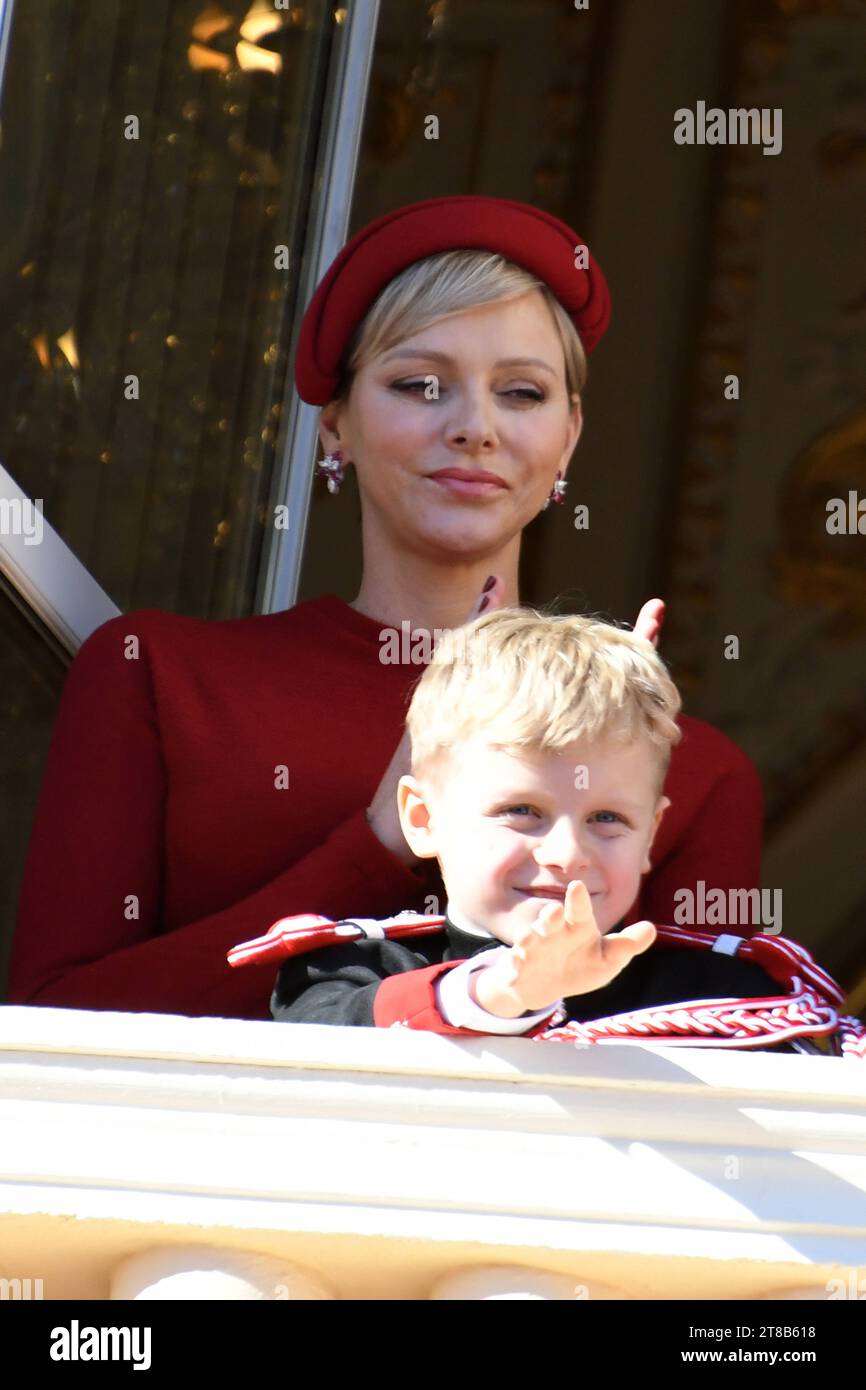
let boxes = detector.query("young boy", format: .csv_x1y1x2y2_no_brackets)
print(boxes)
270,608,785,1039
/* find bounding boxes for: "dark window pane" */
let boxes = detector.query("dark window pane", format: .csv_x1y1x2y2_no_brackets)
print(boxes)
0,577,67,994
0,0,333,618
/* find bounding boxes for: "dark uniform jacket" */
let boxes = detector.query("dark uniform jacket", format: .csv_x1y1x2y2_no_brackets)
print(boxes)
271,913,807,1053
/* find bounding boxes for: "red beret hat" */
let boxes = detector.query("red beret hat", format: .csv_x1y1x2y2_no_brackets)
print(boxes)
294,194,611,405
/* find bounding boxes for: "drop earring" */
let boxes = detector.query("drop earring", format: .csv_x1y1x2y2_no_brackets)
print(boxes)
315,448,345,494
543,470,568,510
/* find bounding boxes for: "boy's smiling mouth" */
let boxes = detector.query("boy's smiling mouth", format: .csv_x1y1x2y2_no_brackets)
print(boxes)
513,885,601,900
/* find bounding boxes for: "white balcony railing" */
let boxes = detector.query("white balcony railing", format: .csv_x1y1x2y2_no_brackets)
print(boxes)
0,1005,865,1300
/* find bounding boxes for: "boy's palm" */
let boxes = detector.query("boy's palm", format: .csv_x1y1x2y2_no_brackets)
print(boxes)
503,881,656,1011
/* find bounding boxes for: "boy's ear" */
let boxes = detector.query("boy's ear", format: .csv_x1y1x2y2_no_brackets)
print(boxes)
396,774,441,859
642,794,671,874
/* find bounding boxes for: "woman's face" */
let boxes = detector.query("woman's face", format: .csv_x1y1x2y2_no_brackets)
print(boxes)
319,290,583,560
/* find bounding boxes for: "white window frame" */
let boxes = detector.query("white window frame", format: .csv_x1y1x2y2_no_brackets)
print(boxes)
256,0,381,616
0,464,120,654
0,0,14,97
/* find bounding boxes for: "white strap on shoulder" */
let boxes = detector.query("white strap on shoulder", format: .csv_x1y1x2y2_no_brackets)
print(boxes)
711,933,745,956
335,919,387,940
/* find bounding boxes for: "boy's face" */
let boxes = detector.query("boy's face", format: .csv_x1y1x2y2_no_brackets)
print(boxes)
398,733,670,942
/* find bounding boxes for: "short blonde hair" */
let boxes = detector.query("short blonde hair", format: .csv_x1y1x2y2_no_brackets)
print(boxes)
406,608,683,794
332,249,587,404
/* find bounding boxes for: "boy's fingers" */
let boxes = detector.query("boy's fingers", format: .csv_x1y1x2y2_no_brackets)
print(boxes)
545,902,567,929
565,880,589,910
606,920,657,957
514,916,556,954
516,905,553,941
564,880,596,932
511,923,534,949
530,900,565,936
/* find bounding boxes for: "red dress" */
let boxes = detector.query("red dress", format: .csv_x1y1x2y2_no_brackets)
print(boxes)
8,596,763,1019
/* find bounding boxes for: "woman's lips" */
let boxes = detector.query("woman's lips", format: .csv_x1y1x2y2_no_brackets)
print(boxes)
427,469,508,496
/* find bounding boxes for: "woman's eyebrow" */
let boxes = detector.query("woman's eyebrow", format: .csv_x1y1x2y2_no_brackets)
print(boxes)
381,347,556,376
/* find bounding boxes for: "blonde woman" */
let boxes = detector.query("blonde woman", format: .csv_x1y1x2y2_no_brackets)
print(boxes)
9,196,761,1020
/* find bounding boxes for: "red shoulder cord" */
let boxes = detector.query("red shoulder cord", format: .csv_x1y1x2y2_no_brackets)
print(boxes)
227,913,866,1059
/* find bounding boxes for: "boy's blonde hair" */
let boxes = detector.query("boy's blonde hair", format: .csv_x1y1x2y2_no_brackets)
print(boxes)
332,250,587,404
405,608,683,795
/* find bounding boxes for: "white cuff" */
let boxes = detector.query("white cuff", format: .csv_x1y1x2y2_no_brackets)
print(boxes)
435,948,561,1035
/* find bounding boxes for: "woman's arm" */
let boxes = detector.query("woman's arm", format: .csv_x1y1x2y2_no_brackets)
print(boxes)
7,614,429,1020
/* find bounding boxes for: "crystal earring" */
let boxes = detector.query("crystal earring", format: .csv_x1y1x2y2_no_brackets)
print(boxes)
315,448,345,494
543,470,568,510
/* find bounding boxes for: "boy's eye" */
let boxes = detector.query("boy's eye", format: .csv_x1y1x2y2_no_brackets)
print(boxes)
497,807,627,823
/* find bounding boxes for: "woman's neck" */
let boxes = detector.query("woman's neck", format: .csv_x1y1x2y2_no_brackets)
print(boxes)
350,547,521,632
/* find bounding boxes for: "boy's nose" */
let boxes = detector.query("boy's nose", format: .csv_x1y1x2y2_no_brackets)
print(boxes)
535,820,591,873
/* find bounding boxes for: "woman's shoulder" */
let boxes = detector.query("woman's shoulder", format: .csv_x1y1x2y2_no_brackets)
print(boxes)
68,607,173,672
672,712,761,789
661,714,763,834
73,596,346,666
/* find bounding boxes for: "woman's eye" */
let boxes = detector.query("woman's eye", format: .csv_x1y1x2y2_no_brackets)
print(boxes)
391,381,545,402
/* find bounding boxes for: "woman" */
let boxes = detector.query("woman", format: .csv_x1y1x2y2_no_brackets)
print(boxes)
8,195,762,1020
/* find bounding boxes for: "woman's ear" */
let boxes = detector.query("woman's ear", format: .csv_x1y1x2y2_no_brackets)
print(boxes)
318,399,344,458
397,775,441,860
561,392,583,476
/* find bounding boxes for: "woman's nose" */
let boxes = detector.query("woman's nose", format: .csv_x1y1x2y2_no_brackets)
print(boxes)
447,385,499,451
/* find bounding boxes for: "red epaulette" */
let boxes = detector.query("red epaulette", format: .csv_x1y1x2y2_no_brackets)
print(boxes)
227,910,447,969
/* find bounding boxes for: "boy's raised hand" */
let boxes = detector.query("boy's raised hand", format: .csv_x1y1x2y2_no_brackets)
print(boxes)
472,881,656,1018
